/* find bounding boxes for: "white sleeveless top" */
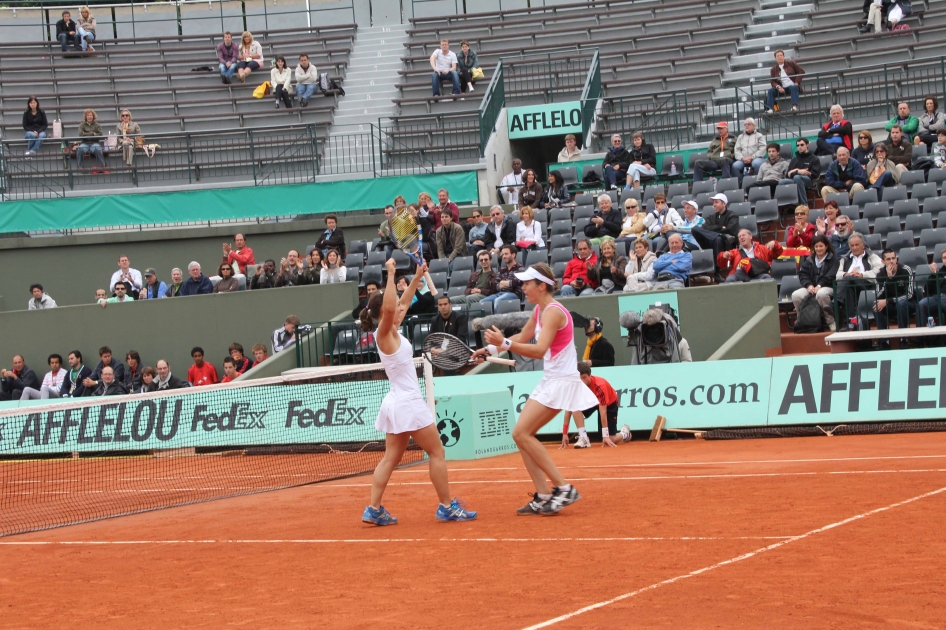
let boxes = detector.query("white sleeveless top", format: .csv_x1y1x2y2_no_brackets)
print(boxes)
375,332,431,434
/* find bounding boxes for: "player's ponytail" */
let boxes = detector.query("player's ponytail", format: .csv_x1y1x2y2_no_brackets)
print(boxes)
359,292,383,332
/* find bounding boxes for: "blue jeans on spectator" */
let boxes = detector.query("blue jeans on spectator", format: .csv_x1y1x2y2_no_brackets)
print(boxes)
25,131,46,153
481,292,519,305
870,171,895,189
604,164,627,188
875,298,916,331
432,71,461,95
297,83,318,101
733,157,765,182
76,142,105,168
58,31,80,51
560,285,594,297
779,175,813,206
766,84,799,109
919,294,946,325
219,62,237,81
77,26,94,50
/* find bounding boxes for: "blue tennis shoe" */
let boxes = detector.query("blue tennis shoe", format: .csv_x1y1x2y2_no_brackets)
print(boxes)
362,505,398,526
436,498,478,521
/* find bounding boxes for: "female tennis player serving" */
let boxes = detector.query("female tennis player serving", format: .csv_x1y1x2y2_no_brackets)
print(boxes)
360,258,477,525
473,263,598,515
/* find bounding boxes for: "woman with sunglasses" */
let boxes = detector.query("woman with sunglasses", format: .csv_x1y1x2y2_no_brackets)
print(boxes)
116,109,141,167
786,205,816,248
852,130,874,167
615,198,646,256
866,143,899,190
213,262,240,293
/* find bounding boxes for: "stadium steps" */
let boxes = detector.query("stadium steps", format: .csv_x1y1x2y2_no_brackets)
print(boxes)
719,0,811,89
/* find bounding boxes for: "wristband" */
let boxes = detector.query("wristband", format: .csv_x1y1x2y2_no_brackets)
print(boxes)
487,344,498,356
500,338,512,350
602,428,610,438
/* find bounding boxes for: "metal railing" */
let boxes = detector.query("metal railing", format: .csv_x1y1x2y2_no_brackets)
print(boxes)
830,272,941,333
478,59,504,156
502,50,594,105
377,115,480,170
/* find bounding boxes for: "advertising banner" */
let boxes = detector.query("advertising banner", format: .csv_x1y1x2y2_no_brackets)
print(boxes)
507,101,583,139
434,389,518,460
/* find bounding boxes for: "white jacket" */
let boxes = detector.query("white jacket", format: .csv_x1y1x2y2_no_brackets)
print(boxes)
270,67,292,90
295,63,319,84
642,207,683,235
734,131,767,161
515,220,545,248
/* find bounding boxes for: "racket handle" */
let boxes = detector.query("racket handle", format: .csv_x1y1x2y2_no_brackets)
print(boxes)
485,356,517,366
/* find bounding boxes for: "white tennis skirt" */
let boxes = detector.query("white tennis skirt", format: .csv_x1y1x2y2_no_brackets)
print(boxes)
530,375,599,412
375,391,433,435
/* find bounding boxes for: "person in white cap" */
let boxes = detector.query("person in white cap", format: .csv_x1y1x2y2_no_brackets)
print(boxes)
474,262,598,516
673,199,705,251
690,193,739,262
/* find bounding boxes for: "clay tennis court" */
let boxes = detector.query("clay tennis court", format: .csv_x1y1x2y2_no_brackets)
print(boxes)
3,432,946,629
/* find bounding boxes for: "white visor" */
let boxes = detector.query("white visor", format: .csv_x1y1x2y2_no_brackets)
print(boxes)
515,267,555,286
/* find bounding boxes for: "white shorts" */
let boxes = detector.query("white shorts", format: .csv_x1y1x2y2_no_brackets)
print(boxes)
530,376,599,412
375,392,433,434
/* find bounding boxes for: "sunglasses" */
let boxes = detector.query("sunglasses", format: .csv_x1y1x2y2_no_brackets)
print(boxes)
121,114,130,117
626,204,638,209
795,212,807,216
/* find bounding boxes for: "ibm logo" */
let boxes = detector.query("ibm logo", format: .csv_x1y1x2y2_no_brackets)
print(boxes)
478,409,510,438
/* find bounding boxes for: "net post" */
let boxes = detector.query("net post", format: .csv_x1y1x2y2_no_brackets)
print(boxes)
422,358,435,420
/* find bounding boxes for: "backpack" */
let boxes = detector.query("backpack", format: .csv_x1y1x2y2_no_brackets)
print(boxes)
319,72,330,91
794,294,824,334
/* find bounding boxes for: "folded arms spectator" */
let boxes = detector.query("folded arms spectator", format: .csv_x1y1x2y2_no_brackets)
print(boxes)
543,170,570,207
602,134,631,189
792,234,840,331
23,96,48,157
747,143,789,193
0,355,40,401
644,235,692,290
316,214,345,254
518,169,544,208
885,125,912,175
214,262,240,292
691,193,739,259
116,109,141,167
28,283,57,310
436,210,468,263
584,194,623,244
295,54,319,107
816,105,853,156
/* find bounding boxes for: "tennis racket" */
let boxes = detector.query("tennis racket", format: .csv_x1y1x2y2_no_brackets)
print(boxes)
422,332,516,371
390,207,424,266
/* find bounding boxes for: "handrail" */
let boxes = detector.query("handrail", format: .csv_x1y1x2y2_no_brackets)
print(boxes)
478,59,504,157
579,48,601,147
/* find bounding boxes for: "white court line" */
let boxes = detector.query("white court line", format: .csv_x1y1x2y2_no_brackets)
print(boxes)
521,484,946,630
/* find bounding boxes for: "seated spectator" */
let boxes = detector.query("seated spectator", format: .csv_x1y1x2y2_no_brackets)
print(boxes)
815,200,841,237
429,38,460,96
820,147,867,201
222,233,255,275
786,206,816,248
28,283,57,310
514,205,544,250
0,355,40,401
717,229,784,283
792,234,841,331
214,262,240,292
835,232,883,329
602,134,630,190
315,214,345,255
467,208,489,257
302,249,323,285
747,142,789,192
23,96,48,157
295,54,318,107
82,346,125,394
95,289,107,302
60,350,92,398
766,50,803,114
457,40,478,93
694,122,736,181
643,234,692,290
137,366,157,394
866,143,900,190
543,170,570,207
320,249,347,284
431,295,468,340
236,31,262,83
217,31,239,84
886,102,920,140
622,132,657,189
271,55,293,109
885,125,912,176
919,248,946,325
500,159,524,205
188,347,218,386
116,109,140,167
155,359,186,390
353,281,381,316
933,129,946,169
733,118,766,181
378,205,396,256
76,108,107,171
587,237,626,294
141,268,167,299
871,248,916,339
558,134,582,162
482,244,524,306
76,5,96,52
561,239,598,297
828,213,854,256
780,137,821,204
674,200,705,252
229,343,254,374
220,357,239,383
852,131,874,166
276,250,305,287
518,169,544,208
915,95,945,149
397,270,438,316
436,188,461,225
55,10,79,52
252,343,270,365
110,255,143,297
584,194,623,244
124,350,144,392
815,105,853,156
165,268,184,297
180,262,213,295
436,209,468,265
410,202,434,258
99,281,135,307
273,315,301,353
20,353,66,401
484,205,517,255
92,366,128,396
452,250,496,305
643,193,683,251
616,197,646,255
251,260,278,289
691,193,739,259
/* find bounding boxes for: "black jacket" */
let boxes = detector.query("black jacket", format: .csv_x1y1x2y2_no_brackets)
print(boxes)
315,227,345,254
587,337,615,367
23,109,48,134
156,374,186,390
136,381,158,394
602,146,631,171
1,365,40,393
798,251,840,289
627,143,657,168
876,263,914,302
251,270,278,290
352,297,369,319
431,311,468,340
703,209,740,239
61,365,93,398
483,217,517,250
93,380,129,396
56,18,76,37
123,366,144,392
787,151,821,180
88,359,126,391
407,291,436,316
583,209,622,239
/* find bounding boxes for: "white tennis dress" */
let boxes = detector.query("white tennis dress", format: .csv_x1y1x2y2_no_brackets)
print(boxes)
376,332,433,434
530,302,599,411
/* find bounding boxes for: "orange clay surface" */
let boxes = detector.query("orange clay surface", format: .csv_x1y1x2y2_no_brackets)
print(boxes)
2,432,946,629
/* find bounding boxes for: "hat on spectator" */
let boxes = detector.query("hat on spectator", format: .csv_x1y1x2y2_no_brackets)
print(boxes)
144,268,156,277
710,193,729,204
683,199,699,210
715,121,729,128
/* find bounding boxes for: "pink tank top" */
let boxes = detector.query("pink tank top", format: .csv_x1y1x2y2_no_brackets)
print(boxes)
533,302,580,380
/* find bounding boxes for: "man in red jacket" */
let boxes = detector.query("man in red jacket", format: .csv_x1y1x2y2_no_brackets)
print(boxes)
222,233,255,275
561,238,598,296
766,50,804,114
717,228,784,283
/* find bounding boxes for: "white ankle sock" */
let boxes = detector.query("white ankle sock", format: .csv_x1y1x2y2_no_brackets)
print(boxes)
537,493,552,501
578,428,588,439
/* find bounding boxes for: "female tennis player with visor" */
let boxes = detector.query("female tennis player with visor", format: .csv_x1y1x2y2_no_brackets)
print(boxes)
360,258,477,525
474,263,598,515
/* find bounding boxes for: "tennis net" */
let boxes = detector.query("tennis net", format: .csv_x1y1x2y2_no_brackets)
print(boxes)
697,420,946,440
0,360,432,537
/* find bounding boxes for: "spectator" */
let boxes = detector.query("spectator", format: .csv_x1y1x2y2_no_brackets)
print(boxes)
694,122,736,181
622,237,657,293
271,55,293,109
378,205,396,256
692,193,739,258
124,350,144,392
55,10,79,52
717,228,784,283
28,283,57,310
429,38,460,97
417,191,438,223
515,205,544,250
602,134,630,190
92,366,128,397
272,315,301,353
352,280,381,317
747,142,789,193
19,353,66,401
436,209,468,264
400,270,438,316
431,295,468,340
561,238,598,297
180,262,213,295
500,158,524,205
587,237,626,294
76,108,107,172
872,248,916,337
792,234,840,331
216,31,239,84
320,249,347,284
828,214,854,257
276,250,305,287
115,109,140,167
453,250,497,305
141,268,167,300
457,40,478,93
483,244,525,306
222,233,255,275
815,105,853,156
543,170,570,207
251,260,278,289
434,188,460,230
99,281,135,307
409,204,434,259
82,346,125,394
316,214,345,254
786,206,816,248
94,289,107,302
60,350,92,398
213,262,240,292
252,343,269,365
852,131,875,166
109,255,143,296
766,50,804,113
918,249,946,326
915,95,945,150
933,129,946,169
220,357,239,383
229,343,254,374
644,234,692,290
584,194,622,244
643,193,683,252
579,316,615,367
484,205,517,255
674,200,705,251
622,132,657,189
733,118,767,181
236,31,262,84
885,102,920,139
467,208,489,258
295,54,318,107
821,147,867,201
137,367,157,394
558,134,582,162
155,359,186,390
866,143,900,190
816,200,841,237
780,137,821,204
616,197,646,255
165,268,184,297
187,347,218,386
302,249,323,285
885,125,912,176
836,232,883,329
23,96,48,157
518,169,544,208
76,5,96,52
